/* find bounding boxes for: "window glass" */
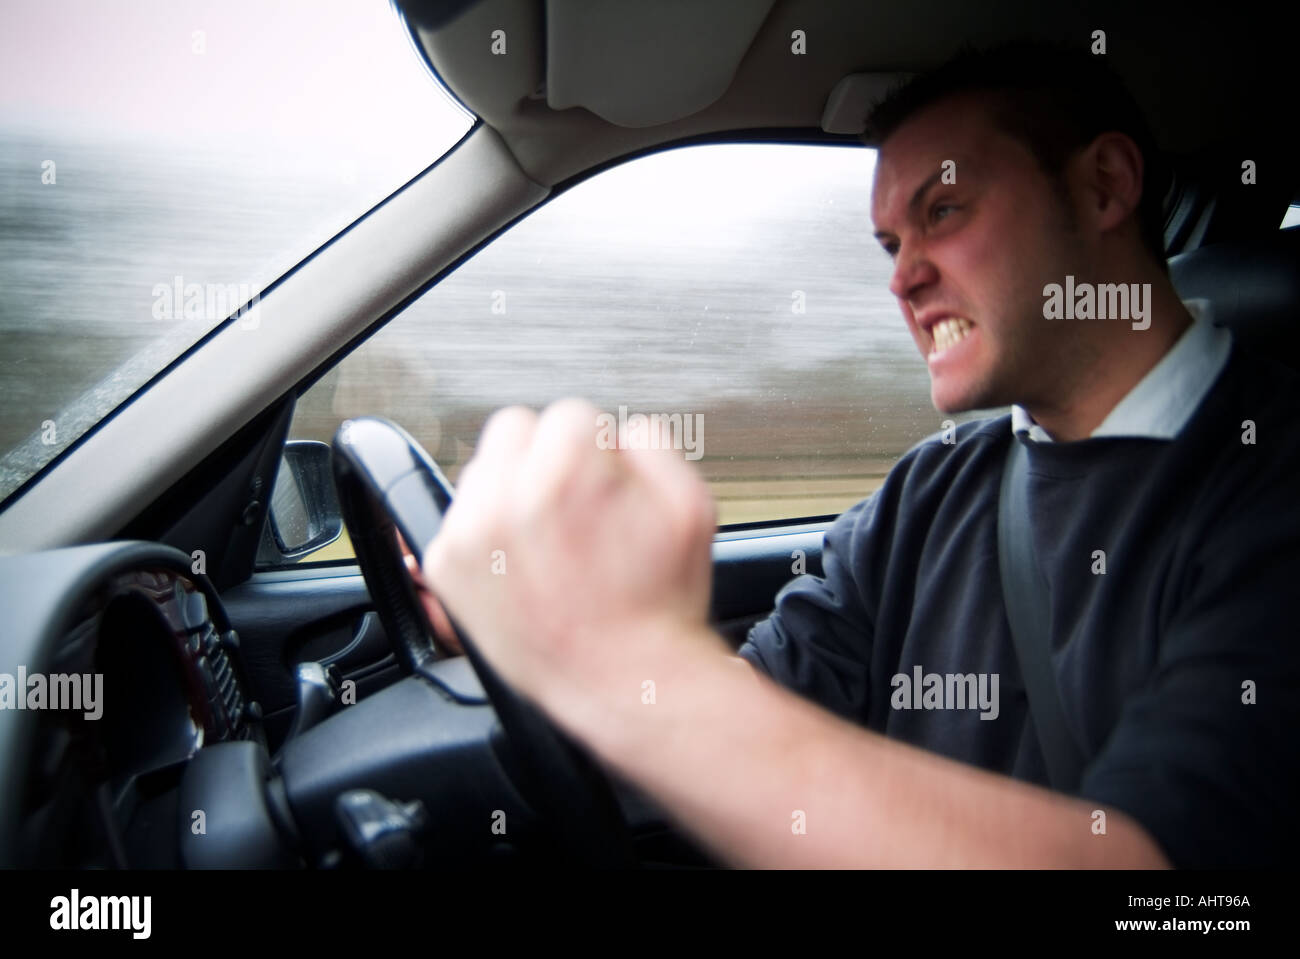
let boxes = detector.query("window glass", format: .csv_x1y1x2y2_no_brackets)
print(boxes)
282,142,993,565
0,0,473,501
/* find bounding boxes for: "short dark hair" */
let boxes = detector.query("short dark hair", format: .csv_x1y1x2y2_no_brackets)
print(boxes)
865,40,1170,269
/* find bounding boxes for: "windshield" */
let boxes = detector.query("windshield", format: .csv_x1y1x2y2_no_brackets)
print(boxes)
0,0,474,501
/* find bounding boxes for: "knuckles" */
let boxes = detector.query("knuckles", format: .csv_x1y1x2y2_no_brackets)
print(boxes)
439,399,714,583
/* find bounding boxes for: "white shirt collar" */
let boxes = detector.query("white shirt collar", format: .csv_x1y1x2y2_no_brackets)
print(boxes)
1011,298,1232,443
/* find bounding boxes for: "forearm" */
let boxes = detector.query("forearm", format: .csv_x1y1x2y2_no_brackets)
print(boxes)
554,626,1171,869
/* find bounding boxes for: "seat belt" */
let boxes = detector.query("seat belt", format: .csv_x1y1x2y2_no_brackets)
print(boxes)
997,436,1087,793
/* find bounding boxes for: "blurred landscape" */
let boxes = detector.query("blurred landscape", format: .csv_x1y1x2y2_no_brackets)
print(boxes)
0,124,390,499
0,129,996,534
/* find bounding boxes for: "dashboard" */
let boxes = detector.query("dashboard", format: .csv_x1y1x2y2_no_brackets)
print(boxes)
0,542,263,867
0,540,693,869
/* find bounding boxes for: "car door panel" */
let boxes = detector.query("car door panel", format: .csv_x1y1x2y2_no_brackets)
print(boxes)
223,573,400,747
223,524,827,746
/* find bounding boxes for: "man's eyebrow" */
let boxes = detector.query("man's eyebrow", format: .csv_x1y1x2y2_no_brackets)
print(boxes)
907,169,948,217
873,168,949,243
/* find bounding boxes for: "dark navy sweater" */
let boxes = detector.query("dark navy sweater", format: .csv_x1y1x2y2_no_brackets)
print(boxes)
739,342,1300,867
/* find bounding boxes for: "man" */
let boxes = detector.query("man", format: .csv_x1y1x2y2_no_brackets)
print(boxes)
417,43,1299,867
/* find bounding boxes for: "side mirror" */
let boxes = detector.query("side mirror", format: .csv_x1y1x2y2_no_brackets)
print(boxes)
263,441,344,561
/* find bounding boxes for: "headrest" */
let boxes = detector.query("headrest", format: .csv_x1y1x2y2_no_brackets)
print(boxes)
1170,227,1300,364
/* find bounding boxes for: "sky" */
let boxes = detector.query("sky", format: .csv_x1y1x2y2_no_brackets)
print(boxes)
0,0,471,166
0,0,896,233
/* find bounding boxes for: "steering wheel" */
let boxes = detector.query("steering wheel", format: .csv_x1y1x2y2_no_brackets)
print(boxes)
330,416,636,867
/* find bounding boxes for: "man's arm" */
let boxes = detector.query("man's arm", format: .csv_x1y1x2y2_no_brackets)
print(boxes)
736,490,882,724
561,625,1169,869
422,400,1170,868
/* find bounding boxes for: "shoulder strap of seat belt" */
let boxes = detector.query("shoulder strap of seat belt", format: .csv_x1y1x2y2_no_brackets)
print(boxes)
997,436,1087,793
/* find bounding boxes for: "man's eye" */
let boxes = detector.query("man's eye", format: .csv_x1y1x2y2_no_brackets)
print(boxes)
931,204,957,223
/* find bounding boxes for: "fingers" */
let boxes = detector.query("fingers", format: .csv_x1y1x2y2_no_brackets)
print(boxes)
399,522,464,654
410,398,717,706
396,528,421,581
522,398,621,520
620,411,717,543
456,405,538,504
422,405,533,581
421,399,712,646
421,589,463,656
463,400,710,536
402,549,420,582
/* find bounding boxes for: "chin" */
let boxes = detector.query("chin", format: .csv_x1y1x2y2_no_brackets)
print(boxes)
930,387,974,415
931,381,999,416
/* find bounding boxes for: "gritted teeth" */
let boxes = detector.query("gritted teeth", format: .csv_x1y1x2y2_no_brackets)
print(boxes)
930,317,972,356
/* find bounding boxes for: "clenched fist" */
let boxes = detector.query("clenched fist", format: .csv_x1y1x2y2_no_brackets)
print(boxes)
418,399,723,735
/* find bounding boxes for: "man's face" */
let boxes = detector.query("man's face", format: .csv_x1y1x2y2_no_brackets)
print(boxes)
870,94,1088,413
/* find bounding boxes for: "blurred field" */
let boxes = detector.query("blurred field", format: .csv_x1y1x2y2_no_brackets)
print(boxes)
1,129,999,551
299,468,891,563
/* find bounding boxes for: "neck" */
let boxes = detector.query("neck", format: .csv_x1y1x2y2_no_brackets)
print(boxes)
1026,272,1193,442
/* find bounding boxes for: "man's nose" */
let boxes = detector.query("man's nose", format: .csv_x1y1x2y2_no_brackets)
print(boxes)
889,245,938,301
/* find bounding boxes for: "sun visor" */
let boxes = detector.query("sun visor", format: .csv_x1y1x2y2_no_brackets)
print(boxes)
544,0,775,128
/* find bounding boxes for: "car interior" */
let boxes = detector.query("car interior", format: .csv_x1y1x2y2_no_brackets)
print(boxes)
0,0,1296,868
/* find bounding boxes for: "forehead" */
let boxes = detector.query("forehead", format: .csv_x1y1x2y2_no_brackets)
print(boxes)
870,94,1032,220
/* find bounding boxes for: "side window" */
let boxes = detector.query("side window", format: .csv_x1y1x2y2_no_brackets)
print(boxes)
273,143,972,565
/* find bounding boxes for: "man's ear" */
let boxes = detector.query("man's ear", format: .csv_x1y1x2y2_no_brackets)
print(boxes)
1071,131,1145,237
